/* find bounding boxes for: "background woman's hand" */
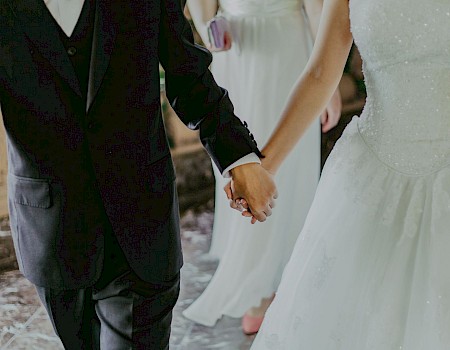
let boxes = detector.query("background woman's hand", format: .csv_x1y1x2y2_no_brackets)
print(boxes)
207,31,233,52
320,88,342,133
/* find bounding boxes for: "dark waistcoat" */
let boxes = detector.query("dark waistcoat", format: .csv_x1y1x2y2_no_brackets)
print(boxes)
58,0,130,283
58,0,95,101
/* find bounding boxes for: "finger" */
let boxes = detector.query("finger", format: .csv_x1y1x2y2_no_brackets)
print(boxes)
326,111,341,131
269,198,276,209
241,211,257,225
252,210,267,223
223,182,233,200
229,199,241,211
242,211,253,218
324,119,337,132
324,108,336,132
273,190,279,200
235,199,245,212
322,120,332,133
264,207,273,217
239,199,249,210
320,111,327,125
232,199,245,212
332,111,341,127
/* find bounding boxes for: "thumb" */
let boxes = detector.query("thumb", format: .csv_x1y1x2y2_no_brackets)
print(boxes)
224,31,233,50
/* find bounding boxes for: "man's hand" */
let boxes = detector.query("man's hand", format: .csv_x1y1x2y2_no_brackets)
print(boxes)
226,163,278,224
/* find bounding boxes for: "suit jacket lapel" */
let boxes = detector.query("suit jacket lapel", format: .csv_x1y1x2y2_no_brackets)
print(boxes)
7,0,82,97
86,0,117,112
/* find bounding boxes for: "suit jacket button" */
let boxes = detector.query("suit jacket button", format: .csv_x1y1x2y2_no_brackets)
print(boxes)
67,46,77,57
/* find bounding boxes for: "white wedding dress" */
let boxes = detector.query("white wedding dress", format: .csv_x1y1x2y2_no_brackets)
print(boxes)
183,0,320,326
251,0,450,348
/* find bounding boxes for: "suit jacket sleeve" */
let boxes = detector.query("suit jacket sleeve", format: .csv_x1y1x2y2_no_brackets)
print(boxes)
158,0,262,174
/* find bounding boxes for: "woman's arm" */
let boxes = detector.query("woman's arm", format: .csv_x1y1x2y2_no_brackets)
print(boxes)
262,0,353,174
186,0,219,45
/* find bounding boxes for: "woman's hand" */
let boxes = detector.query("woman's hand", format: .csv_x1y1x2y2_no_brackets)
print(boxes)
320,88,342,133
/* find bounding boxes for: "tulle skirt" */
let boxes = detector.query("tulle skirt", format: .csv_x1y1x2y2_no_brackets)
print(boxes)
183,9,321,326
251,117,450,349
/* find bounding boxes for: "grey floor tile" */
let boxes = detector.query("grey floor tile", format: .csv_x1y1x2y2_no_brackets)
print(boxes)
0,210,256,349
0,271,42,349
2,307,63,350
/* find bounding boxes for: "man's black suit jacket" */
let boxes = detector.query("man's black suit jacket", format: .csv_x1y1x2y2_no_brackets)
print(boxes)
0,0,260,288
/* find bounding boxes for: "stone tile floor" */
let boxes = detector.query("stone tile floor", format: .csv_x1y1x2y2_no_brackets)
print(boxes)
0,210,256,350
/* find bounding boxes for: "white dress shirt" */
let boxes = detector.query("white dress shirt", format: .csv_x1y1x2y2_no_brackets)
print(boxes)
221,153,260,178
44,0,86,37
43,0,260,176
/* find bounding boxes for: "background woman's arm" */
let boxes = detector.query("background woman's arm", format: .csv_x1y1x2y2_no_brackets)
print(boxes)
186,0,219,45
304,0,343,132
262,0,353,174
303,0,324,39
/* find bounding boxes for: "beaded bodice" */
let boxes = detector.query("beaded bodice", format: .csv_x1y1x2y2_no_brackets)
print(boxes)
350,0,450,175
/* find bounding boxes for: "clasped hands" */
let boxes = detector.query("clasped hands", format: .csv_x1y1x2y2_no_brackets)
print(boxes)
225,163,278,224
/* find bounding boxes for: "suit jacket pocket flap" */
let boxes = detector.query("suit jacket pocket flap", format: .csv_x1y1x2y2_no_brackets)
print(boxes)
8,174,52,209
146,154,176,192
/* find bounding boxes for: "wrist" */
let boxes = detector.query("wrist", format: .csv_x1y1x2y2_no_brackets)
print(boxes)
229,162,258,177
260,155,277,176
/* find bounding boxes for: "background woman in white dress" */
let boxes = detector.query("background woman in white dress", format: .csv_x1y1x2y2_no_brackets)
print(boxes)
183,0,341,334
236,0,450,347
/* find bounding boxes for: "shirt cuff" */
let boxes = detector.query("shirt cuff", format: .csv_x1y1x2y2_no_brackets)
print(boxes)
222,153,261,178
